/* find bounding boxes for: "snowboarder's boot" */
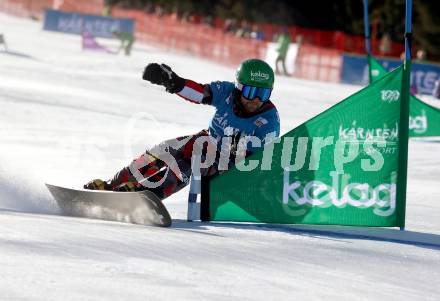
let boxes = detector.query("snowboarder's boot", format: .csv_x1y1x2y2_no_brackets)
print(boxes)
84,179,112,191
114,181,139,192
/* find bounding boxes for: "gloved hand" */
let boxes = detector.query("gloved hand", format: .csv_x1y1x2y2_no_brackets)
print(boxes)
142,63,185,93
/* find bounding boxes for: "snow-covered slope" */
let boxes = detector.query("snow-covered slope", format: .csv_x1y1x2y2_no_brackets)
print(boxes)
0,13,439,300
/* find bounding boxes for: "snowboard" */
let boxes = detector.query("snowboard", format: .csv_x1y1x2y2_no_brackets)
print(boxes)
46,184,172,227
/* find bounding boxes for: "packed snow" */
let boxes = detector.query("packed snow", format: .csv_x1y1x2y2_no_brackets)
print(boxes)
0,13,439,300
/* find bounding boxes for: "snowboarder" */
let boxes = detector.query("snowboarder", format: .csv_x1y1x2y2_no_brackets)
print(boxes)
275,27,291,76
84,59,280,200
112,29,135,56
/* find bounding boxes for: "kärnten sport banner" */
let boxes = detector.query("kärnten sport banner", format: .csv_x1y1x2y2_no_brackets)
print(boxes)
204,64,409,227
369,56,440,137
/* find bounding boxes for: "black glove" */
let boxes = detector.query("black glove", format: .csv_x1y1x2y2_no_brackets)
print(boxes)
142,63,185,93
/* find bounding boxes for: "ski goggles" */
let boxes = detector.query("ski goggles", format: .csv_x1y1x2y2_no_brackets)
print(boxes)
237,83,272,102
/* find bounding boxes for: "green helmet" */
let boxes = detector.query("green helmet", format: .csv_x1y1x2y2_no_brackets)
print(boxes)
235,59,274,89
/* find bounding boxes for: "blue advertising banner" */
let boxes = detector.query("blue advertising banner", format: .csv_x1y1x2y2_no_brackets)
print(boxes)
43,9,134,38
341,54,440,95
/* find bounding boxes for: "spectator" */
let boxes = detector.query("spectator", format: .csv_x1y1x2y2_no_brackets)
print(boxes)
235,20,252,39
154,4,165,17
180,11,191,23
399,51,405,60
416,49,427,62
250,24,264,41
224,18,237,34
379,33,391,57
202,16,214,27
144,2,155,14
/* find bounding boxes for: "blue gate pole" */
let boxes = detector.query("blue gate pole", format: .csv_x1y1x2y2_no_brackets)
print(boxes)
404,0,413,61
397,0,413,231
363,0,373,83
363,0,372,56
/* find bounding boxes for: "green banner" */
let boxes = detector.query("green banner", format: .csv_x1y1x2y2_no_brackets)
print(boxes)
206,65,409,227
369,56,440,137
